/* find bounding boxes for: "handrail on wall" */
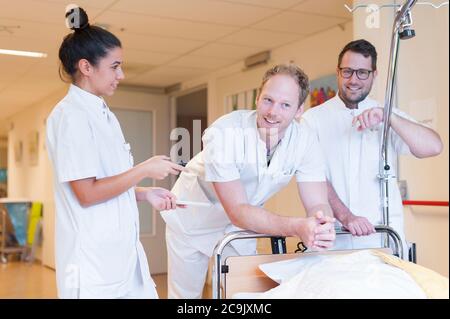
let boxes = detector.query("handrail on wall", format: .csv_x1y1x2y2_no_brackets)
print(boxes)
403,200,449,207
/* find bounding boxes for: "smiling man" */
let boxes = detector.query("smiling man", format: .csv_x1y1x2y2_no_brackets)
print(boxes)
161,64,336,299
302,39,443,255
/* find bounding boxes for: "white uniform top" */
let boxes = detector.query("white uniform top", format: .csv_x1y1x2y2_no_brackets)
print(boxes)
46,84,152,298
302,95,414,240
161,110,326,256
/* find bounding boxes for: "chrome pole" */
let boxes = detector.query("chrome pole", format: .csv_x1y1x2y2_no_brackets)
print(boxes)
379,0,418,228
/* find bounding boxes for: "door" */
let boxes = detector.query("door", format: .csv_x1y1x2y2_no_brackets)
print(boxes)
113,104,170,274
174,88,208,162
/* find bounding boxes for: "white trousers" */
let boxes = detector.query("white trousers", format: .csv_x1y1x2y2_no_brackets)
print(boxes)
120,262,159,299
166,226,238,299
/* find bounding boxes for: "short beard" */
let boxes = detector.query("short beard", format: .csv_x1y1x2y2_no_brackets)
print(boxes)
339,89,370,109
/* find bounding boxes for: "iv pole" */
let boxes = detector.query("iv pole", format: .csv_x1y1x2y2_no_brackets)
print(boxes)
379,0,418,229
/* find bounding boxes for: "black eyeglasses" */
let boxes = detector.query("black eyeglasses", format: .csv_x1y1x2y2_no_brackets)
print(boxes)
338,67,373,80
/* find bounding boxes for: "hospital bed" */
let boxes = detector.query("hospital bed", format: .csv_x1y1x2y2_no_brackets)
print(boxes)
212,226,406,299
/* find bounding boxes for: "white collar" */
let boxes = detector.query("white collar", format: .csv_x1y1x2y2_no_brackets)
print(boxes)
69,84,110,120
333,93,376,113
246,110,294,181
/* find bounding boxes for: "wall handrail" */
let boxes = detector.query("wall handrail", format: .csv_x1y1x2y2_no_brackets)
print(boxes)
403,200,449,207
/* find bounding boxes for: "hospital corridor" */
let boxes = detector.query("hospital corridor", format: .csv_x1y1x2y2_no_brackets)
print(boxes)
0,0,448,301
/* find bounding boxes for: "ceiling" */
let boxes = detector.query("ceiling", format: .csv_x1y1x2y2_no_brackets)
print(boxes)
0,0,352,125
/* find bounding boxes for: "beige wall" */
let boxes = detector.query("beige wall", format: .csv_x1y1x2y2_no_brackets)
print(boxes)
0,136,7,168
178,21,353,126
0,150,6,168
7,88,66,267
398,5,449,276
354,1,449,276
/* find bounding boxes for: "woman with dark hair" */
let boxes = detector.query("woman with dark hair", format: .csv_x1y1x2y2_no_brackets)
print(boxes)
46,7,185,299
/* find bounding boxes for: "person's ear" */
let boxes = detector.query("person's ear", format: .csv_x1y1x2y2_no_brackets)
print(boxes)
78,59,92,76
373,69,378,80
255,93,261,105
295,103,305,120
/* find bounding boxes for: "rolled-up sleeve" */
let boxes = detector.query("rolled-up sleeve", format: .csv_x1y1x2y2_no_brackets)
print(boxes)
390,108,418,155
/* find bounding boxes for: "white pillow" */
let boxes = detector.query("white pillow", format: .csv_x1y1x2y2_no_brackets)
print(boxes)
259,254,327,284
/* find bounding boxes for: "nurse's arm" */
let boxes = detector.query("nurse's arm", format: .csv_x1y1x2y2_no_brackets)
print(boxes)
326,181,352,223
389,112,443,158
213,180,334,248
135,187,179,211
70,155,185,207
297,181,337,249
353,107,443,158
326,181,375,236
70,166,151,207
297,181,333,218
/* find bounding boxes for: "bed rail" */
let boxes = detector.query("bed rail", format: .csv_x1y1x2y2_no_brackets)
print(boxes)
212,225,403,299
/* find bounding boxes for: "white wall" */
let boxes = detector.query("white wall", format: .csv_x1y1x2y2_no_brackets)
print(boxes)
354,0,449,276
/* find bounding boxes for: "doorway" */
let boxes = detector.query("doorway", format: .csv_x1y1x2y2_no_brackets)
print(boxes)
112,99,171,275
174,88,208,163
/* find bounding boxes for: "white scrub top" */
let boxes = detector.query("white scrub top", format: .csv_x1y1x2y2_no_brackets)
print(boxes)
46,84,153,298
302,95,414,238
161,110,326,256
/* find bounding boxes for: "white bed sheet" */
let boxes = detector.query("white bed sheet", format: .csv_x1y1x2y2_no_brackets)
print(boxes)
233,250,427,299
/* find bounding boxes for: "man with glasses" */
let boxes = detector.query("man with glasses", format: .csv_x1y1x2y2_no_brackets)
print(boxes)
302,39,442,254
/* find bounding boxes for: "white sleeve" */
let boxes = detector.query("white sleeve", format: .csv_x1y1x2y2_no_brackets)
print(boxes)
54,111,100,183
390,108,418,155
295,122,327,183
202,126,240,182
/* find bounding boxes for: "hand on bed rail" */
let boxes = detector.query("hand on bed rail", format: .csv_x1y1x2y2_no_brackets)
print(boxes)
297,211,336,251
341,214,376,236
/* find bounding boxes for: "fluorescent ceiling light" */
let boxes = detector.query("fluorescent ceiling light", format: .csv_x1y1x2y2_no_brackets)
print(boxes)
0,49,47,58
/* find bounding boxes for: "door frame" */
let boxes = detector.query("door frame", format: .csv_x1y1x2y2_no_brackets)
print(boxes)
169,84,208,185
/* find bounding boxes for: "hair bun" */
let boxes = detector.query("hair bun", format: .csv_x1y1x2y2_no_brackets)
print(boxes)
65,6,89,32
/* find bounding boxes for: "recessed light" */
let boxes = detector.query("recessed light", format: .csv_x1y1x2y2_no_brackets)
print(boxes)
0,49,47,58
